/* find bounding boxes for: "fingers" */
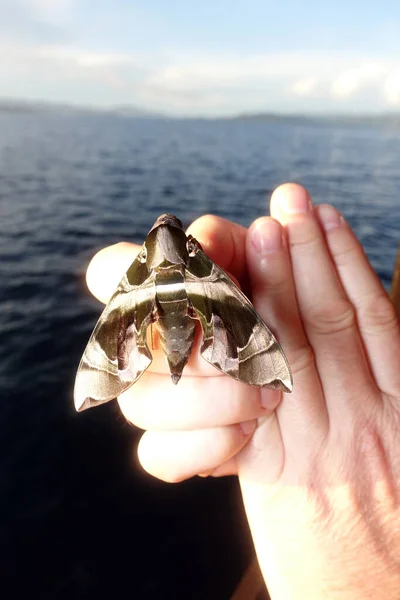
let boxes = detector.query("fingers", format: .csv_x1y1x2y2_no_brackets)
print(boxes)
137,421,256,482
187,214,248,284
270,184,378,423
246,216,329,453
316,204,400,399
118,371,277,430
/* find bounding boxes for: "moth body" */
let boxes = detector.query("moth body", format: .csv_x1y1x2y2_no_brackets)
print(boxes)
154,267,196,384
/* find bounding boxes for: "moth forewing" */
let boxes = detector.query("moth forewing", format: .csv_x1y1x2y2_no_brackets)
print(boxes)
74,213,292,412
73,252,156,412
185,240,293,393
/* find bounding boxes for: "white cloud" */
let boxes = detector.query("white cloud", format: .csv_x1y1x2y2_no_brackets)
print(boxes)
36,46,138,68
332,69,360,97
146,53,331,91
1,42,400,115
331,62,387,99
292,77,317,96
384,70,400,105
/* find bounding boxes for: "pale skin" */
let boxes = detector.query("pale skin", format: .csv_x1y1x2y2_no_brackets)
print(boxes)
86,183,400,599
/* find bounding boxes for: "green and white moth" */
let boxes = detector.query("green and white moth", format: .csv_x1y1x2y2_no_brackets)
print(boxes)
74,214,292,411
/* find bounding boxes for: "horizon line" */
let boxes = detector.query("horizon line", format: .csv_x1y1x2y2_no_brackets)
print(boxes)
1,96,400,121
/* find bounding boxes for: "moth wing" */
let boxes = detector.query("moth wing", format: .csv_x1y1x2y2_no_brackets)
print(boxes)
185,248,292,392
74,253,156,411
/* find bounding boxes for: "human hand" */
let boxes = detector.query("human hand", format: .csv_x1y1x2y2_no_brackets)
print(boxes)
239,184,400,599
86,184,400,599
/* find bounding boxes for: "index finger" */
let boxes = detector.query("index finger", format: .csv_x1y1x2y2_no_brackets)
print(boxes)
187,214,248,283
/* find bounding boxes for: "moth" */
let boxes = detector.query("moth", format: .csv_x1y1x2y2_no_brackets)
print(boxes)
74,213,292,411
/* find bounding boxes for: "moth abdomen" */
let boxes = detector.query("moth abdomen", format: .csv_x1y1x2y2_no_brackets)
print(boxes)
155,268,196,383
156,313,196,384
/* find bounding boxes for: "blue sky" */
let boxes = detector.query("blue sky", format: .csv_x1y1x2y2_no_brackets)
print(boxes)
1,0,400,115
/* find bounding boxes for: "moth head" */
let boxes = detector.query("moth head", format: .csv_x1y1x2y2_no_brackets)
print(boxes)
145,214,188,269
150,214,183,232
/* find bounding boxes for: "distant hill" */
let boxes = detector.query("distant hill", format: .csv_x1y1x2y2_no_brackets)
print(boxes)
0,98,161,118
231,112,400,128
1,99,399,128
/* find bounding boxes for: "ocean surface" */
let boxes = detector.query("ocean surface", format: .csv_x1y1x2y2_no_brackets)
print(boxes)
0,111,399,599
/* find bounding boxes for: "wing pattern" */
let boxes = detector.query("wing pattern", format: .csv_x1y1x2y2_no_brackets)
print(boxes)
185,247,292,392
74,252,156,411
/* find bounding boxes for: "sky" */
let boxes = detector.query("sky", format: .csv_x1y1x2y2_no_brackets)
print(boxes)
1,0,400,116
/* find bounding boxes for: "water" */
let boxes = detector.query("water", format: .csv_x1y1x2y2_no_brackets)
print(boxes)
0,111,399,599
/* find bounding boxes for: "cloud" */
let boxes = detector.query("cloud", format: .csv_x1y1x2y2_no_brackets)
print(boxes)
146,53,330,91
1,42,400,114
142,53,400,113
384,70,400,105
332,69,360,98
292,77,318,96
331,62,386,98
36,46,139,68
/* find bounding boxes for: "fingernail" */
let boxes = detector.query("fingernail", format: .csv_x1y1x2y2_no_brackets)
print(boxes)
240,419,257,436
251,220,282,255
318,204,342,232
281,188,312,214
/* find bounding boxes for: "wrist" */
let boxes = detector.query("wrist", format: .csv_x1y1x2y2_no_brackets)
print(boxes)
241,484,400,600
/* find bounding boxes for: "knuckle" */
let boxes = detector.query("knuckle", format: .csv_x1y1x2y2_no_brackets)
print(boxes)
330,238,359,268
288,343,316,378
357,293,399,335
266,267,291,296
289,225,322,251
255,262,290,296
305,298,356,336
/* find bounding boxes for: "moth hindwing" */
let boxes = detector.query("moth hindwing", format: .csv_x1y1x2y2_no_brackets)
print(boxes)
74,213,292,411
